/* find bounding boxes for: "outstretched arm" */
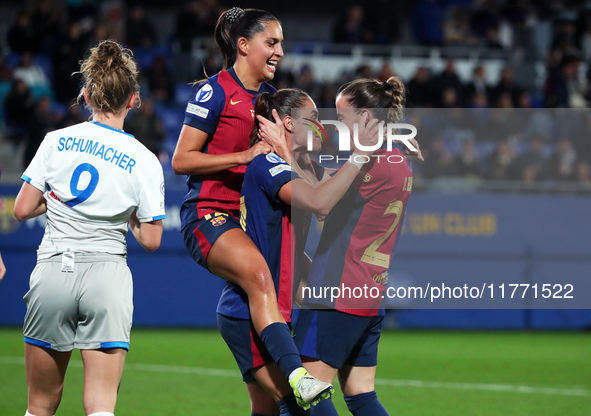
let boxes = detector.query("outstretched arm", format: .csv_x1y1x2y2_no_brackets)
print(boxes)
278,165,358,217
172,125,272,175
277,118,382,216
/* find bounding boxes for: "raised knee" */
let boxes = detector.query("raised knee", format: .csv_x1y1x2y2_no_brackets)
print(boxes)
248,269,276,294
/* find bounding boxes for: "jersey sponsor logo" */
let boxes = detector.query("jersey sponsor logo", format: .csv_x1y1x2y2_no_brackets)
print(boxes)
160,181,165,196
266,153,286,164
269,164,291,177
196,84,213,102
211,216,227,227
187,103,209,119
230,99,241,105
49,190,63,203
251,109,255,118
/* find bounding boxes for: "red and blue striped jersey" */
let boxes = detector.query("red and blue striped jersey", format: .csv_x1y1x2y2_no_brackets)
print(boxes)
304,147,413,316
180,68,275,229
216,153,296,321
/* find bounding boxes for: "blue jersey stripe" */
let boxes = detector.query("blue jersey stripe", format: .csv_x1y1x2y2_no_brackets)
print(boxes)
89,121,135,138
21,175,32,182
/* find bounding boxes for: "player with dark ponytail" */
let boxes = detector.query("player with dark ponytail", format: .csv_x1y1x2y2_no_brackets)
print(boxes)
293,76,416,416
171,8,333,412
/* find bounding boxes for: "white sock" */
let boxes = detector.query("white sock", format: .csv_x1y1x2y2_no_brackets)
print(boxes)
88,413,114,416
25,411,37,416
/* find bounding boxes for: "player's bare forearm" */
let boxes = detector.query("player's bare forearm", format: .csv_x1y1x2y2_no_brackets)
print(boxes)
14,182,47,222
172,124,271,175
314,162,363,215
0,252,6,281
172,124,244,175
291,119,381,214
281,161,362,216
23,203,47,220
172,149,247,175
129,211,163,253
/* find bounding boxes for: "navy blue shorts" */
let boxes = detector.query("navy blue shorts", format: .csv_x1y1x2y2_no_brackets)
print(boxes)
217,313,273,382
182,213,242,271
293,309,383,369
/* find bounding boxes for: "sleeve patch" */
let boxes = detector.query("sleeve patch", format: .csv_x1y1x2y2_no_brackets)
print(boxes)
269,164,291,177
196,84,213,102
266,153,286,164
187,103,209,119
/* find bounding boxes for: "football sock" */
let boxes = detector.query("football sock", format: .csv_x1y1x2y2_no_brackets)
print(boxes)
279,394,310,415
309,397,339,416
344,391,389,416
251,413,269,416
88,413,115,416
25,411,37,416
259,322,302,377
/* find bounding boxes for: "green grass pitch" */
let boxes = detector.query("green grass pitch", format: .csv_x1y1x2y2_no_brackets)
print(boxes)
0,328,589,415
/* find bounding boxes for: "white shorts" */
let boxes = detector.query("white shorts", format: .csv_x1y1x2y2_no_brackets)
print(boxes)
23,253,133,352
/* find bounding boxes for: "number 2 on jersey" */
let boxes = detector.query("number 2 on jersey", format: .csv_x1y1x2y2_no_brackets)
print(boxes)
66,163,99,207
360,200,404,267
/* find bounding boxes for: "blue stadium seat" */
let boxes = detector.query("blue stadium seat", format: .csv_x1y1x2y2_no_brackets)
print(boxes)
0,81,12,123
475,141,497,159
50,101,68,118
5,52,21,68
174,82,195,107
30,85,54,101
33,53,53,82
530,94,544,108
444,140,464,156
154,104,184,164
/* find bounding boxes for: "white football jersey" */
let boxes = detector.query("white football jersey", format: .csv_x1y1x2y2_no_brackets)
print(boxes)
22,121,166,259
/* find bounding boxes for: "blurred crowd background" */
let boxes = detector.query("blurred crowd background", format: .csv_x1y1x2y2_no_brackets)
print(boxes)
0,0,591,192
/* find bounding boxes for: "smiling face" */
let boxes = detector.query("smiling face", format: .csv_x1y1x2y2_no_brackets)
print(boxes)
336,93,378,149
241,20,284,84
291,97,321,153
336,93,366,140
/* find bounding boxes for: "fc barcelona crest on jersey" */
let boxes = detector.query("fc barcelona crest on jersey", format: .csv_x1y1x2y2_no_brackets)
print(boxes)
373,270,389,285
211,216,227,227
359,169,372,183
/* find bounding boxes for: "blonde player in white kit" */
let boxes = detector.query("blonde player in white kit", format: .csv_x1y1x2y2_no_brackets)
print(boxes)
14,40,165,416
